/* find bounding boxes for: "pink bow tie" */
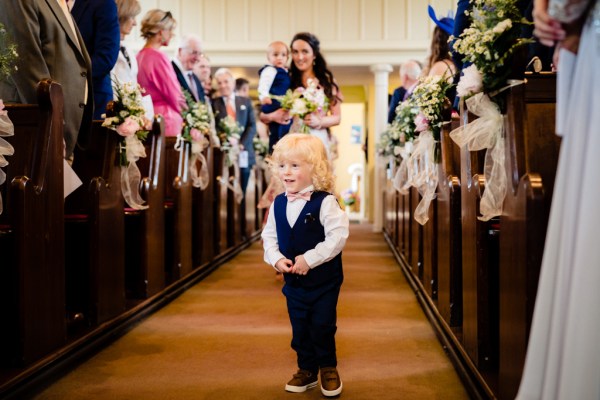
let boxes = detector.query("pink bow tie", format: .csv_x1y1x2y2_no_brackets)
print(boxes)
286,191,312,202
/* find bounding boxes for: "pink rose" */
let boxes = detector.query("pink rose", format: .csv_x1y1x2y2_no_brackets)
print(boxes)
116,116,140,137
0,99,7,116
190,128,202,141
414,113,429,132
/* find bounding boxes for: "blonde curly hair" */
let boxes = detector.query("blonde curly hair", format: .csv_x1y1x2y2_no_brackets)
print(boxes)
269,134,334,193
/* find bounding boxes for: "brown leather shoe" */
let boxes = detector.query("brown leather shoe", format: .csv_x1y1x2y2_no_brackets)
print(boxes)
320,367,343,397
285,369,318,393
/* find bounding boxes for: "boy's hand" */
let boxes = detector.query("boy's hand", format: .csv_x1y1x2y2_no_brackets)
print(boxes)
275,258,293,273
291,255,310,275
261,97,273,105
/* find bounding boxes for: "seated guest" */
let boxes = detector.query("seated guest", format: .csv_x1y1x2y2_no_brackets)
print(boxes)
72,0,121,119
426,5,456,82
0,0,93,158
213,68,257,193
136,9,186,137
387,60,422,123
172,34,205,103
235,78,250,98
194,54,214,102
111,0,142,86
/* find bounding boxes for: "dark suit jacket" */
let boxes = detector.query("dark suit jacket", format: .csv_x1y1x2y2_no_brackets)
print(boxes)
172,62,206,103
0,0,93,157
213,96,257,167
72,0,120,119
388,86,408,124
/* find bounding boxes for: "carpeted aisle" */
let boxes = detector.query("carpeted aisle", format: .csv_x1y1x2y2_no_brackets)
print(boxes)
33,223,468,400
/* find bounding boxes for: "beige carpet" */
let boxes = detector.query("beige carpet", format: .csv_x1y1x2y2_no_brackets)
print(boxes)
33,223,468,399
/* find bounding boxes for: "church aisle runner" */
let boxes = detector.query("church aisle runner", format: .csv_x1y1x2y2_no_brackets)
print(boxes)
33,223,468,399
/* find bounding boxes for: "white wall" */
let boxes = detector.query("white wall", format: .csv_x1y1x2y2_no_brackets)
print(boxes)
134,0,456,68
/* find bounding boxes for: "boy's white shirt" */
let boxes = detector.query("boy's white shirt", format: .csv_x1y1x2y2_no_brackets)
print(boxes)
257,65,278,101
262,185,349,271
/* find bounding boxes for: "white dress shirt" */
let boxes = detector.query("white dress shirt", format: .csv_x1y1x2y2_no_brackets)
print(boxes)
258,65,278,101
111,42,138,93
261,185,349,271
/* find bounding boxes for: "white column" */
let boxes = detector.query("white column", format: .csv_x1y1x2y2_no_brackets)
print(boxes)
370,63,392,232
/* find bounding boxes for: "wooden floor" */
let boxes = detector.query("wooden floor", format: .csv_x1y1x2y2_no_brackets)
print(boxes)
31,223,469,399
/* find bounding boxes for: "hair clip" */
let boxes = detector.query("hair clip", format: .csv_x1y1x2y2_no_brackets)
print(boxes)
304,213,315,224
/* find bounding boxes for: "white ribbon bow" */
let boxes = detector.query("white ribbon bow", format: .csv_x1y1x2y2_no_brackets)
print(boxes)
450,92,506,221
0,113,15,215
392,131,438,225
121,134,148,210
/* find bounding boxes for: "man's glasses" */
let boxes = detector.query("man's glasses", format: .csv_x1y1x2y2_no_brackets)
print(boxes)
183,48,202,57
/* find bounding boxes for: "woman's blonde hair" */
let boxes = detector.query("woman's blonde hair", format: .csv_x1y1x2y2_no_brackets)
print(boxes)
140,9,176,39
115,0,141,26
269,134,334,192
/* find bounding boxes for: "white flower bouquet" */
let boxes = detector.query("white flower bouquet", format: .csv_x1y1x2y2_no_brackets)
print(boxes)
102,80,149,209
181,90,212,144
411,75,454,144
273,78,329,133
178,90,215,189
218,115,242,166
452,0,533,99
103,80,149,165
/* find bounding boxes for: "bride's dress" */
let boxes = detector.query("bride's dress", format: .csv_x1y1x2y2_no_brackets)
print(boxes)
516,2,600,399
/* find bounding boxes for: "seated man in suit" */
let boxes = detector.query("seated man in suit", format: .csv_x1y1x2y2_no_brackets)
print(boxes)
172,34,205,103
387,60,422,124
213,68,257,194
0,0,93,159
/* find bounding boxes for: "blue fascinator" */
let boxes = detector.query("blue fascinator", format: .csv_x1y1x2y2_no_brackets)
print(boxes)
427,5,455,35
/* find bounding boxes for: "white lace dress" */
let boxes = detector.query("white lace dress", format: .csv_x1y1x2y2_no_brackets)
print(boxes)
516,2,600,399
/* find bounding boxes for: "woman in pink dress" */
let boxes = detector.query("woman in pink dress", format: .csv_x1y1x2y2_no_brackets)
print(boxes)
136,9,185,136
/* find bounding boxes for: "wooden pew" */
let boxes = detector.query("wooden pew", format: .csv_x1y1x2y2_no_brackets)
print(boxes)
213,148,229,256
192,145,215,267
409,187,423,281
383,159,396,241
253,166,266,232
459,109,500,374
227,164,242,247
164,137,193,283
124,117,165,299
64,120,125,327
436,117,463,328
397,189,410,257
0,79,66,366
498,73,560,399
243,166,259,240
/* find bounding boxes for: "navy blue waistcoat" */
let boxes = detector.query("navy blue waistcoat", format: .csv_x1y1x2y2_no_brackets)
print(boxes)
274,191,343,288
259,65,291,114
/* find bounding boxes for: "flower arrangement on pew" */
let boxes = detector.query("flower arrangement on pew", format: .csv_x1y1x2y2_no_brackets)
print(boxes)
216,115,244,203
217,115,242,167
178,90,213,189
0,22,18,215
102,80,149,210
452,0,533,102
274,78,329,133
450,0,533,221
391,75,454,225
253,136,269,169
378,99,418,160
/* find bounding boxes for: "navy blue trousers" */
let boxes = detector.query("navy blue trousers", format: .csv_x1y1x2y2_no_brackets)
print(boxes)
283,276,343,373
